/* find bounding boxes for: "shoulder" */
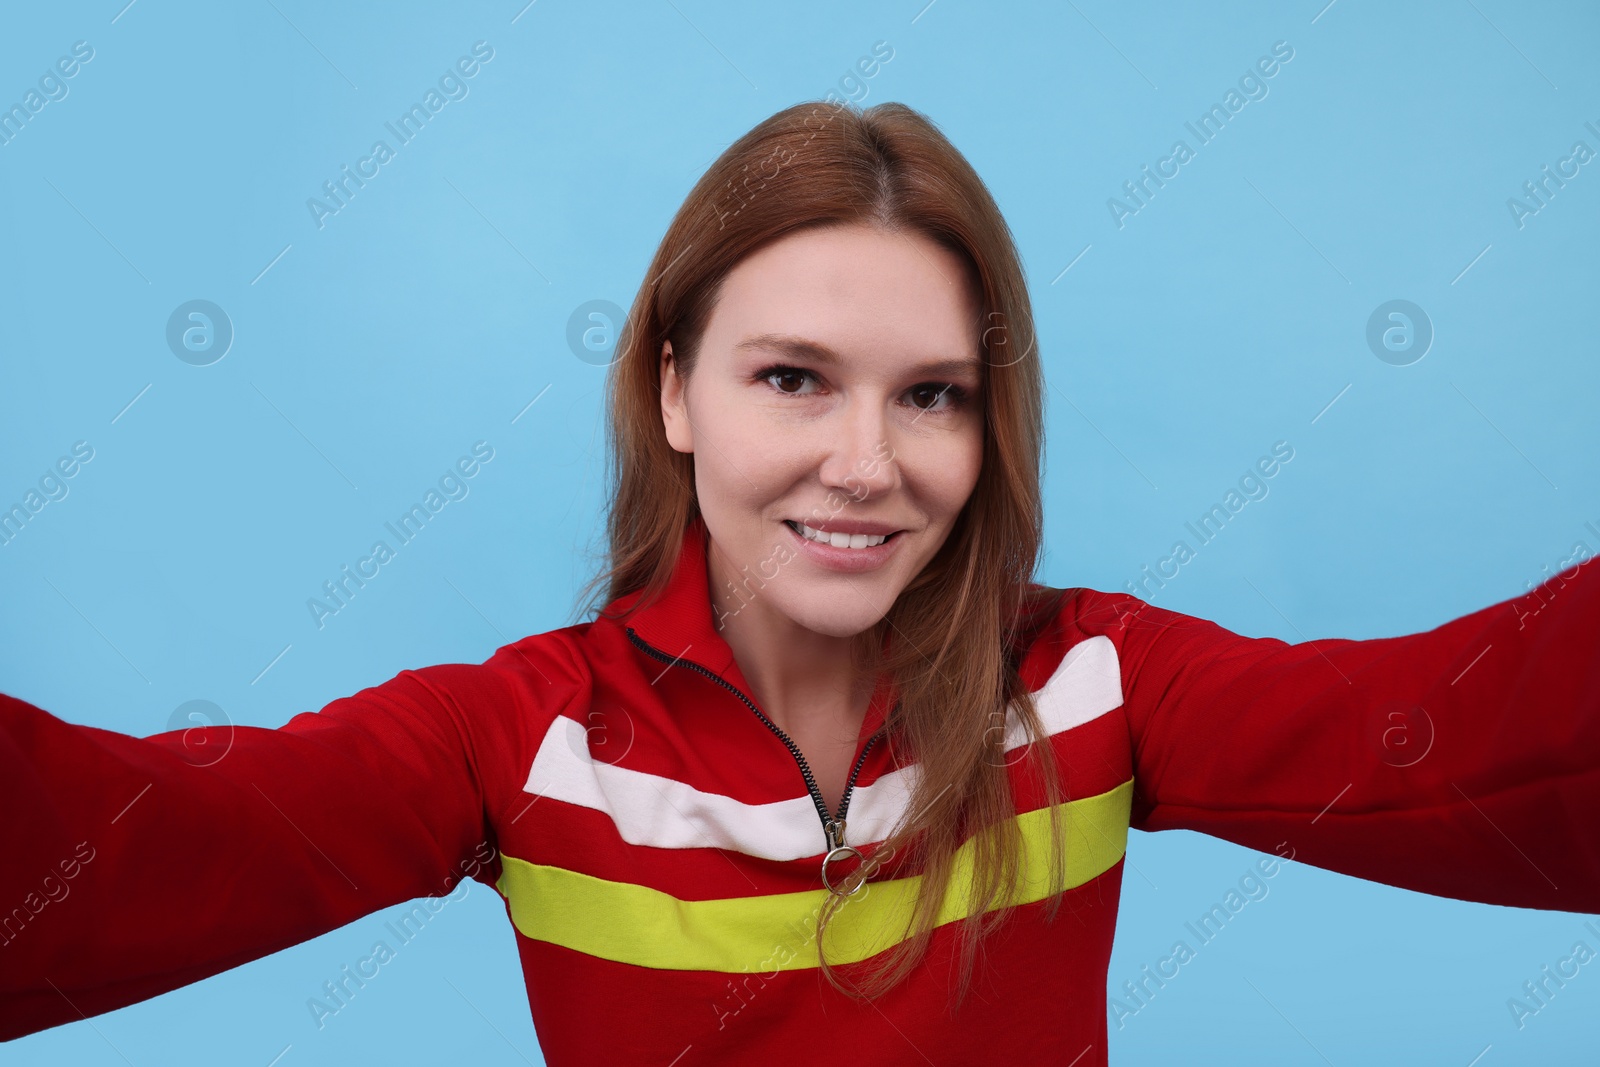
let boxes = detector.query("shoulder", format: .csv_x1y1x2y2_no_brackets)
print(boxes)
1013,582,1238,679
480,623,595,709
1012,582,1154,648
372,623,594,735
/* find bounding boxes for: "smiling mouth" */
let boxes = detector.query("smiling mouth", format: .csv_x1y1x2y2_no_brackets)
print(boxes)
783,520,901,549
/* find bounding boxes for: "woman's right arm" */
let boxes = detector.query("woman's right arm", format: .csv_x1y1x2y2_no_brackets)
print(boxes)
0,645,569,1040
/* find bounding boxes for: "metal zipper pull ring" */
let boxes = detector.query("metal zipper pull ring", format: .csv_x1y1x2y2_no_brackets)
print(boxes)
821,818,865,897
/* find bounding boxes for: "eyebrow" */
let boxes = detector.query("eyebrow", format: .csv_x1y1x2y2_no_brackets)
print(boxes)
732,333,981,380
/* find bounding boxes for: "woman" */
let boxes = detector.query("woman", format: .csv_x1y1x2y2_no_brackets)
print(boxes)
3,100,1597,1065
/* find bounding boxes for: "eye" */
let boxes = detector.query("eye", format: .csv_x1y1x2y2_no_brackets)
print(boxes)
906,382,969,414
754,363,972,416
758,364,820,396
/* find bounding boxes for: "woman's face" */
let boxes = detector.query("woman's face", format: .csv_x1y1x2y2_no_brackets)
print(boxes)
660,222,985,639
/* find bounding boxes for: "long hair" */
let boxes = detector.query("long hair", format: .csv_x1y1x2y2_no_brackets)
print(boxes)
572,99,1068,1008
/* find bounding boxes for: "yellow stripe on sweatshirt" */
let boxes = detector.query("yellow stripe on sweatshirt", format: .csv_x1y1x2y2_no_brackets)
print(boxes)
494,777,1133,973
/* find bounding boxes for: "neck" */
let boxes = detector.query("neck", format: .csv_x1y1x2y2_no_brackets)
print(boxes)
707,543,874,739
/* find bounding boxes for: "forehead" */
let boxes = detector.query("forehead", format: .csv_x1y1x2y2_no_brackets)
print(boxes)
705,223,982,362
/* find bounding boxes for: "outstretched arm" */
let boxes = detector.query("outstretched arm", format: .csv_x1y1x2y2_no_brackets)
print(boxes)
1079,559,1600,911
0,649,554,1040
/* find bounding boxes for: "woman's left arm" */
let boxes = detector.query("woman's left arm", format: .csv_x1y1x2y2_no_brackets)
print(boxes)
1080,558,1600,911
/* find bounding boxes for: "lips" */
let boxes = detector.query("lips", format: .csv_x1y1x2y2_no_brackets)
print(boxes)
780,519,906,573
784,520,899,549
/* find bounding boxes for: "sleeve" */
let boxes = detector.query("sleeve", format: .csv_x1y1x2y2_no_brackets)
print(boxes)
1081,558,1600,912
0,644,569,1041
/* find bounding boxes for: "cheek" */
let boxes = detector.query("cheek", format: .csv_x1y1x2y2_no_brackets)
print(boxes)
693,423,805,512
909,430,982,508
686,388,766,491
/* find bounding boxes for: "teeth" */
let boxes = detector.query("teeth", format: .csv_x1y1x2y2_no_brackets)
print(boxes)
790,522,890,549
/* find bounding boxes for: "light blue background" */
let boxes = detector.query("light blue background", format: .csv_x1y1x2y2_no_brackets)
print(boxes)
3,0,1597,1063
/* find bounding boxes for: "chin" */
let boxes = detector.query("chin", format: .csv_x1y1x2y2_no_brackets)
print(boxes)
781,588,896,639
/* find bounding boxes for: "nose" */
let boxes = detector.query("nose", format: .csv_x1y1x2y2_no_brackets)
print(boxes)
817,398,899,503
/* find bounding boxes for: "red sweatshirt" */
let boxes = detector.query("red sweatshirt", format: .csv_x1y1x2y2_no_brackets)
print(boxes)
3,515,1598,1064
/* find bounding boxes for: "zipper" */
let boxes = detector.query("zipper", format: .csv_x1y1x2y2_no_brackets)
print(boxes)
625,626,882,876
